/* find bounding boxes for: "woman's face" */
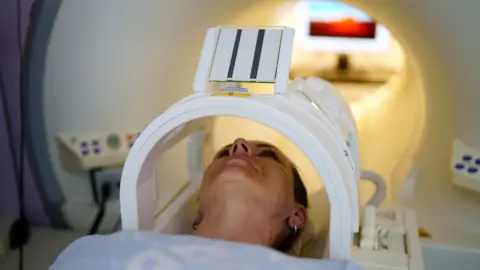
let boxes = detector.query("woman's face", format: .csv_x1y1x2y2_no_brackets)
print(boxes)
198,138,298,218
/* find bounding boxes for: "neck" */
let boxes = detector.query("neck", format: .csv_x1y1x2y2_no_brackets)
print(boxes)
194,201,284,247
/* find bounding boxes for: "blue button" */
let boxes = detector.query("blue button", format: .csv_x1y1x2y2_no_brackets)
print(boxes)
92,140,99,145
93,148,101,154
462,155,473,162
81,150,89,156
81,141,88,148
475,158,480,165
455,163,465,170
468,167,478,174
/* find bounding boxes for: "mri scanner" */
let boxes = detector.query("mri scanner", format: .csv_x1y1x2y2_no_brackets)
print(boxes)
117,24,424,269
18,0,480,269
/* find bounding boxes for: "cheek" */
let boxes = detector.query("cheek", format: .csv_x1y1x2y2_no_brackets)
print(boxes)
198,165,214,196
199,161,223,190
263,170,294,205
202,163,218,184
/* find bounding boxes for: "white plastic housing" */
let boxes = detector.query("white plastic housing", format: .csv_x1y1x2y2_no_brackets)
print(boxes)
56,132,141,170
121,25,360,260
193,26,294,94
120,78,360,260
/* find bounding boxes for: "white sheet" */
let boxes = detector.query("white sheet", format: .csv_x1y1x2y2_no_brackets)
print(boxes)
50,231,363,270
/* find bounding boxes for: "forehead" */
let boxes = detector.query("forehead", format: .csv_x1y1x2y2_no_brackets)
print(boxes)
249,140,277,149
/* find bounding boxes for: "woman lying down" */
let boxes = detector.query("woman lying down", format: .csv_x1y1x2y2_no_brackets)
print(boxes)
51,138,363,270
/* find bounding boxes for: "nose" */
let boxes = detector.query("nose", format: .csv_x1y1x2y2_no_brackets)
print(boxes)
229,138,252,156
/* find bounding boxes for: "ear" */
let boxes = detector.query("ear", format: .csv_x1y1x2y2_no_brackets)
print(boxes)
287,205,307,229
194,212,203,224
193,211,203,229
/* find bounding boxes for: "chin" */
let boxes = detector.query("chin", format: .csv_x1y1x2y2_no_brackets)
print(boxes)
217,169,250,182
214,166,256,183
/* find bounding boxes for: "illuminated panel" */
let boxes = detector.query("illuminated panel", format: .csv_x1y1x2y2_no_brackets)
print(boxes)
309,19,376,39
295,1,390,52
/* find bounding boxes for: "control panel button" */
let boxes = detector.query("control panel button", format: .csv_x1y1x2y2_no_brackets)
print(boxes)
107,134,121,150
468,167,478,174
126,133,137,148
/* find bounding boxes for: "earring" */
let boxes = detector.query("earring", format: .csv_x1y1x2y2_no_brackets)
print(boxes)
192,223,197,231
294,225,297,234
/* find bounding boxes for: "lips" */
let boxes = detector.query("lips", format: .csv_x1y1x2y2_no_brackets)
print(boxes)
225,154,258,171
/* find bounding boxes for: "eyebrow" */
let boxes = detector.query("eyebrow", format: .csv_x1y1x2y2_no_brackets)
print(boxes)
221,144,233,151
256,143,273,148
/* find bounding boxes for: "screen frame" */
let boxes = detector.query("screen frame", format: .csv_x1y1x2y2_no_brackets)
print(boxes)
294,1,391,53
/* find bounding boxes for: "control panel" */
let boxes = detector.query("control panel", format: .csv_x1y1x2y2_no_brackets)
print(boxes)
451,139,480,193
353,206,424,270
56,132,141,170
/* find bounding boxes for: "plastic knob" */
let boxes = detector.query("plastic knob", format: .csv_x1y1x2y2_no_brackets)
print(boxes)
106,134,121,149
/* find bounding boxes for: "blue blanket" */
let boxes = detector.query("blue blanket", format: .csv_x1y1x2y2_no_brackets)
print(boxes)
50,231,363,270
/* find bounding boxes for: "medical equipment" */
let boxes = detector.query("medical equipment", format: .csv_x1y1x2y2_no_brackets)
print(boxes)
119,25,424,269
451,140,480,193
291,1,394,84
295,1,390,53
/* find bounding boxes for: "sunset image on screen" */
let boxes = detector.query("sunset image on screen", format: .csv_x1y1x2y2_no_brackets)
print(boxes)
309,18,376,39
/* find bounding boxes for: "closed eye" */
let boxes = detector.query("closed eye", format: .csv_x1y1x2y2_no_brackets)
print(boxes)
215,144,233,159
216,149,229,159
258,149,280,162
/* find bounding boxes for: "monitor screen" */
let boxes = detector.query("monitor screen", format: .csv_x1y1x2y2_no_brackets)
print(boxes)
309,19,376,39
295,1,390,52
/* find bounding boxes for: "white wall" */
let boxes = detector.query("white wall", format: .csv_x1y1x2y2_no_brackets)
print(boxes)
43,0,259,229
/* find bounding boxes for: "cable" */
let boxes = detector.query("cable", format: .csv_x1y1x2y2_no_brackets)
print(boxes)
16,0,25,226
360,170,387,208
88,182,112,235
88,168,123,234
111,182,122,232
8,1,31,270
89,169,102,205
87,169,114,235
0,66,19,183
0,69,28,270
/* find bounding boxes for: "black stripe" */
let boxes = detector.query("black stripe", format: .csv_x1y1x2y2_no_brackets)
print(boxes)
250,29,265,79
227,29,242,78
